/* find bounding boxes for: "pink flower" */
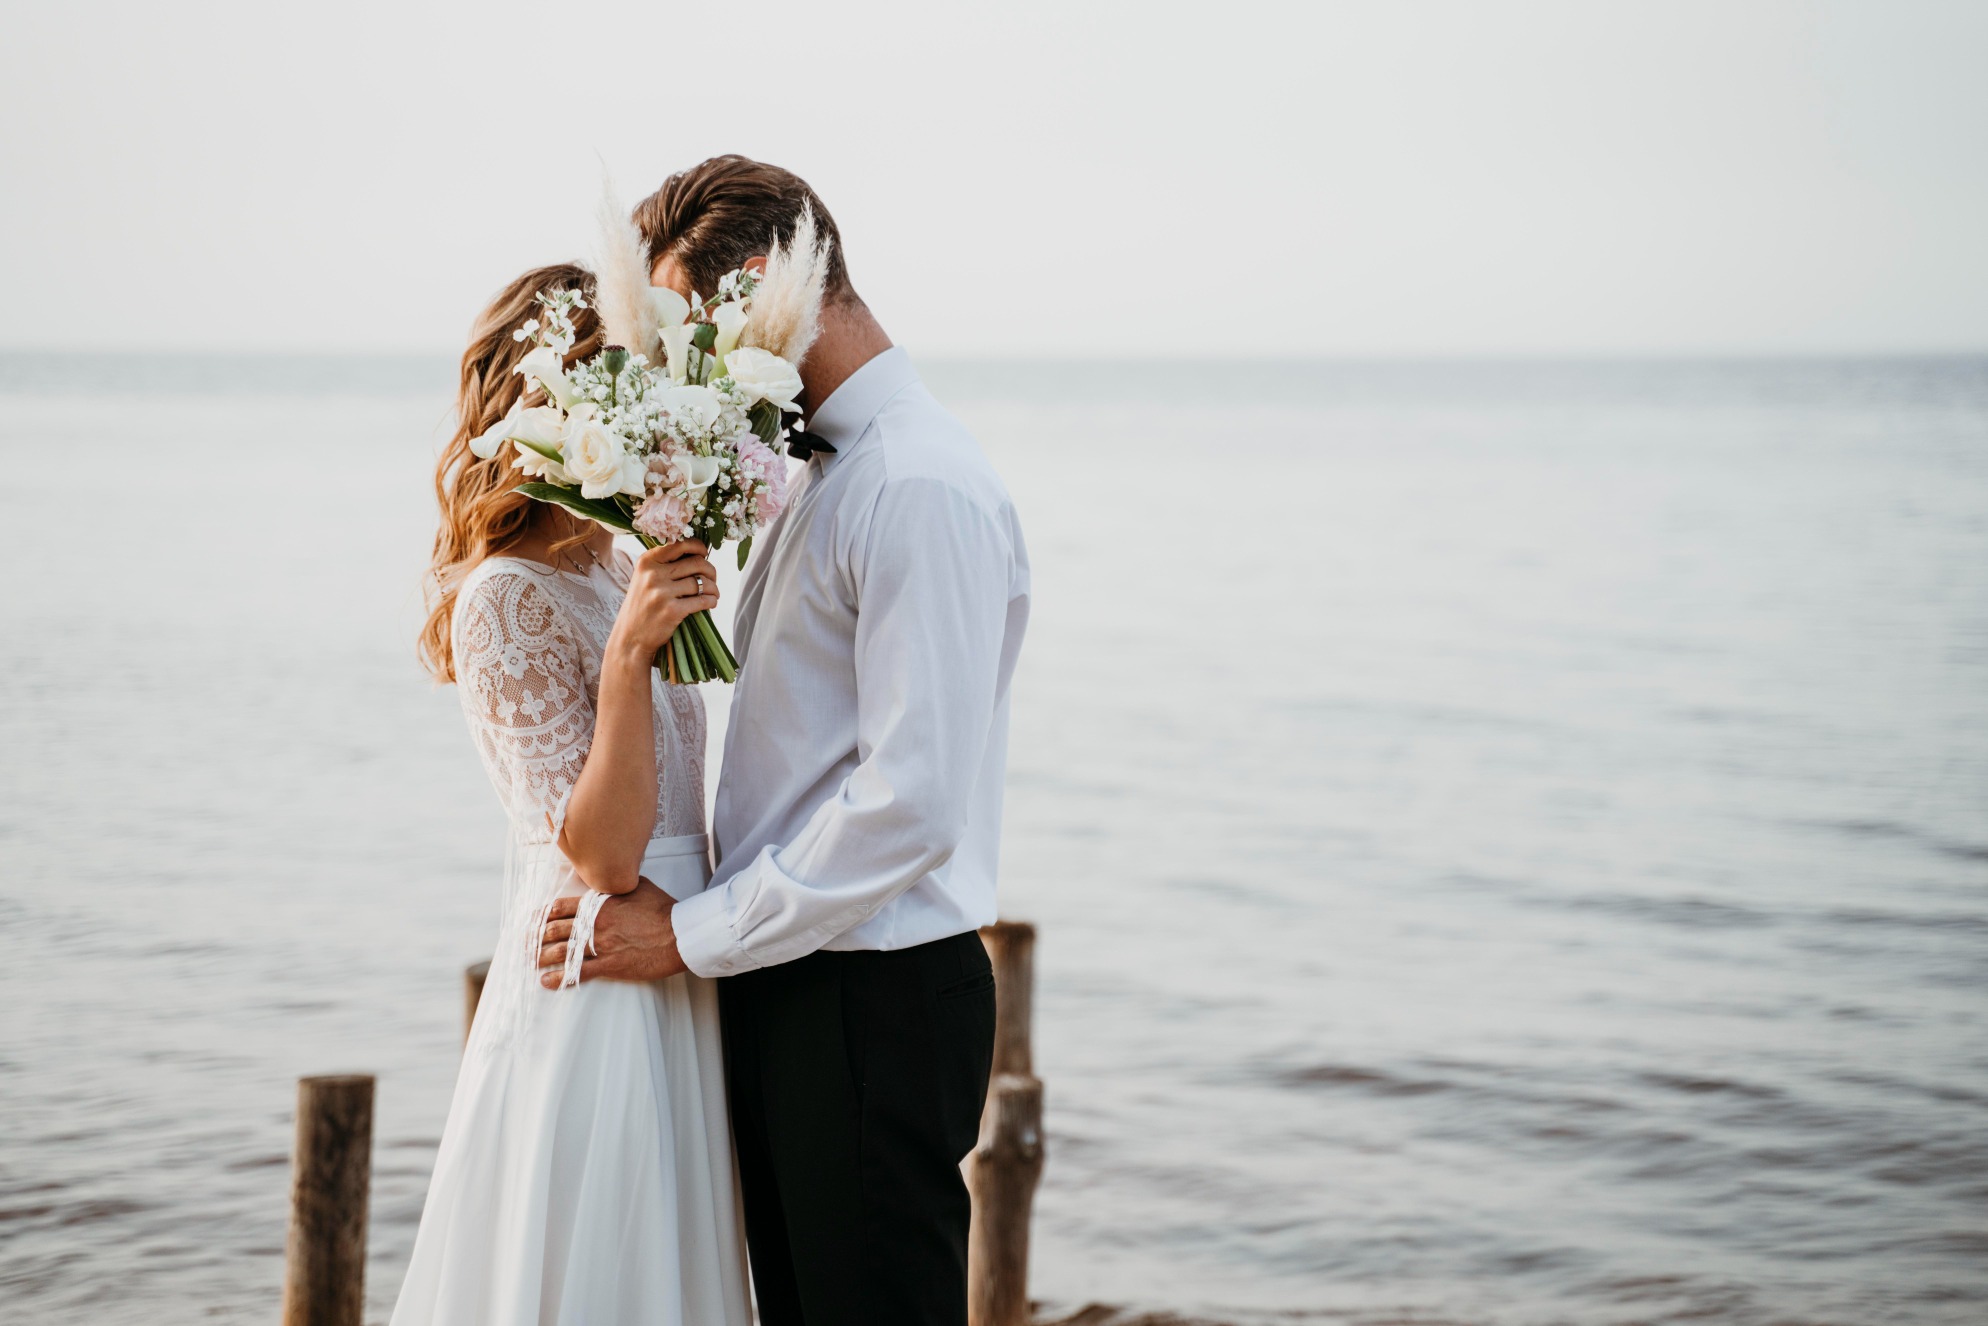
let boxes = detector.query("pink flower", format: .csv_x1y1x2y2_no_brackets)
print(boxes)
633,490,692,542
739,436,788,524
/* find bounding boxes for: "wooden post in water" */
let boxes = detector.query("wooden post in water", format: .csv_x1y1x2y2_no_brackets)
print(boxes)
464,960,490,1044
971,921,1044,1326
281,1074,374,1326
980,920,1035,1077
969,1073,1045,1326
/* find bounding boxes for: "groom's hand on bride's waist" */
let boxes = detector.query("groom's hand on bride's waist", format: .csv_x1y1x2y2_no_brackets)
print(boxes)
536,879,687,986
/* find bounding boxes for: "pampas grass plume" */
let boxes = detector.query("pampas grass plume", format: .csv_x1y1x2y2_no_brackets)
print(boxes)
595,177,659,362
743,207,830,367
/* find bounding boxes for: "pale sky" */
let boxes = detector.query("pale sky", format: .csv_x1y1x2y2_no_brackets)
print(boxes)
3,0,1985,357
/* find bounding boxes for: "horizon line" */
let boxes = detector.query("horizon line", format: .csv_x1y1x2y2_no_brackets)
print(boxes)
3,347,1987,365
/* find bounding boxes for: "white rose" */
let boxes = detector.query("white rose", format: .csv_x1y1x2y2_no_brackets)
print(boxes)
516,346,578,409
507,405,566,451
562,415,645,500
723,347,803,414
659,383,723,435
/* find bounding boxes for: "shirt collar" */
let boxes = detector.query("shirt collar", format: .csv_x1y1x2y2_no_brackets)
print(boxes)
805,346,918,462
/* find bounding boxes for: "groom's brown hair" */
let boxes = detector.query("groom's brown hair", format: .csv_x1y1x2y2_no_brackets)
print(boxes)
632,156,853,303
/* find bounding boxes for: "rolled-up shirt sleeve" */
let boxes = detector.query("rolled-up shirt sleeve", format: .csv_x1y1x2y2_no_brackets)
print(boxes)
672,475,1017,976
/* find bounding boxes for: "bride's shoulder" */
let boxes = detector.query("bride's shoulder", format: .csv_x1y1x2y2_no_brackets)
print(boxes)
453,556,575,633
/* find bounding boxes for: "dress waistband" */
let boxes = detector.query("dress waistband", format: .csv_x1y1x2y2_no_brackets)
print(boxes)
514,832,713,903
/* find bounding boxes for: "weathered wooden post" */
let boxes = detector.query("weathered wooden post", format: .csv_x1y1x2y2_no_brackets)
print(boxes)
968,1073,1045,1326
281,1074,374,1326
464,960,490,1044
980,920,1035,1076
970,921,1044,1326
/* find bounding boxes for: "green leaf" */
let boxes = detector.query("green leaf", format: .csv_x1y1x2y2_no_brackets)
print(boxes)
736,534,753,571
748,401,782,446
516,437,563,463
516,482,635,532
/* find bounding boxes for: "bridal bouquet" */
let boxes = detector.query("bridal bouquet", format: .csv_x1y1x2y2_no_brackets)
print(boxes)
471,201,830,683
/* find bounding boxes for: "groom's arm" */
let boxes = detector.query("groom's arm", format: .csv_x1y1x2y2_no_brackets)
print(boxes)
671,475,1019,977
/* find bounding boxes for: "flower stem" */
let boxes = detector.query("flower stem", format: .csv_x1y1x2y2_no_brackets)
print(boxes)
690,610,737,682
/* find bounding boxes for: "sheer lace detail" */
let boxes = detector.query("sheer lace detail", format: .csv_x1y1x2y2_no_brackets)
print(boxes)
453,556,707,848
455,570,593,843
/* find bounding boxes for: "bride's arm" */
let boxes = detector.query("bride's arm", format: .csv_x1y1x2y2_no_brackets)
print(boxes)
557,540,717,894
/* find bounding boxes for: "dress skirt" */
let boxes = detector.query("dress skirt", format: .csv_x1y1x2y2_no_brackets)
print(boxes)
388,834,750,1326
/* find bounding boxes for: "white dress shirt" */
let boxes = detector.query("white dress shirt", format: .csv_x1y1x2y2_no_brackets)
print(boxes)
671,347,1031,977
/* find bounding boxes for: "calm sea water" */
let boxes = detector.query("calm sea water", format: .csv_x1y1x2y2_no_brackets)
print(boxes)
2,355,1984,1326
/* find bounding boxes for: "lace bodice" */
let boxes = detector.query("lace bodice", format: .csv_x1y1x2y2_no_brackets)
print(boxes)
452,553,706,847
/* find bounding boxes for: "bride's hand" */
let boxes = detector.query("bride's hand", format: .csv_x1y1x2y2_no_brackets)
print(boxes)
609,540,719,660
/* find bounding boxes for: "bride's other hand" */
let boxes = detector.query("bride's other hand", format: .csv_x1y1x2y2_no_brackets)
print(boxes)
607,540,719,662
536,879,687,986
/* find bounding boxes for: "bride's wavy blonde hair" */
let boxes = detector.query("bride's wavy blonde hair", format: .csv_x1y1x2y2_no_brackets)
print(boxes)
420,263,604,683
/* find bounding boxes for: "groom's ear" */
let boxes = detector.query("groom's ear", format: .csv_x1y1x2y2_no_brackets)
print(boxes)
649,253,693,300
743,255,768,277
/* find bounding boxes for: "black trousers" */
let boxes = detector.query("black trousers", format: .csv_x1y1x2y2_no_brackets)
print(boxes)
719,930,997,1326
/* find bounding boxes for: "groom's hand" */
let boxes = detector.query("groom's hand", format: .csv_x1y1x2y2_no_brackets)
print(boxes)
536,878,687,986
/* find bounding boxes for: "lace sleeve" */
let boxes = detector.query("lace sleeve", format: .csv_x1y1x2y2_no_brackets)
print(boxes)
453,568,595,843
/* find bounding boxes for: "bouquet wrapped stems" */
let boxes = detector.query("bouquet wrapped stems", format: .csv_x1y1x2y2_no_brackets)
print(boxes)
637,534,739,684
660,609,738,685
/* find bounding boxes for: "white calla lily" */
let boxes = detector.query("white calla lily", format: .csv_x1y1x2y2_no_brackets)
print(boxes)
659,323,695,384
471,401,519,458
659,383,722,433
674,451,723,497
510,440,571,485
711,301,749,367
648,285,691,330
516,345,578,409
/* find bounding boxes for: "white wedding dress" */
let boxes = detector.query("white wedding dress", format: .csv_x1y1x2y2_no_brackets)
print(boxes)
390,553,751,1326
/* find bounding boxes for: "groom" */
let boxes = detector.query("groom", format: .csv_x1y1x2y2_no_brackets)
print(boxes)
536,155,1031,1325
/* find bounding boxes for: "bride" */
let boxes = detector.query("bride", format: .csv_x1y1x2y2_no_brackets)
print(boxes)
397,263,750,1325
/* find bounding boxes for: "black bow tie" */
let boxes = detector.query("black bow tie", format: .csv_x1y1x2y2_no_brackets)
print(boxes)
783,414,837,461
785,430,836,461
